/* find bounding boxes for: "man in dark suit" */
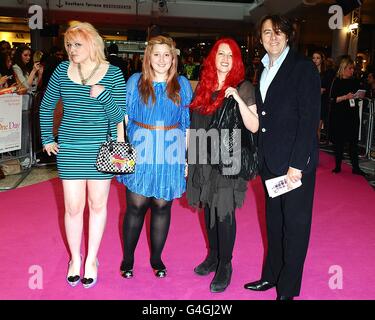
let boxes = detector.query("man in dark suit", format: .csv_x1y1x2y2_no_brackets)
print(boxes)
107,43,127,81
244,15,320,300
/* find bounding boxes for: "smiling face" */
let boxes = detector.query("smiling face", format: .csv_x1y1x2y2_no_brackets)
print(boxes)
215,43,233,77
261,19,288,61
150,43,173,79
66,35,91,64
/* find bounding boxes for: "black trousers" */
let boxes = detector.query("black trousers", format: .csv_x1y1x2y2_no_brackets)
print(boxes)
333,139,360,170
260,163,316,297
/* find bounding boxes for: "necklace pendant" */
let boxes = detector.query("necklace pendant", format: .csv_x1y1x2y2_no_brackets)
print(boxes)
81,80,86,85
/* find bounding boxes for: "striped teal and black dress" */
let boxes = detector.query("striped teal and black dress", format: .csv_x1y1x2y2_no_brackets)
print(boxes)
39,61,126,179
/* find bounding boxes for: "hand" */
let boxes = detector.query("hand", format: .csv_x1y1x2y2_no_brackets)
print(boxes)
225,87,240,102
286,167,302,189
0,76,7,85
38,65,44,75
15,85,27,95
90,84,105,98
33,62,41,72
345,92,355,100
44,142,59,156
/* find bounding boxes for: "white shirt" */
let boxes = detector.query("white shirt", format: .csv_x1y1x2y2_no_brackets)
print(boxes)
259,46,290,102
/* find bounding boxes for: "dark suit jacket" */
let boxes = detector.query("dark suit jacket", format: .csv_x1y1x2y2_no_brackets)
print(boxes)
256,49,321,176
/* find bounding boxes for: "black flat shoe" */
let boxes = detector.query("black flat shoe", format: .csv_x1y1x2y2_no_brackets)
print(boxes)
332,167,341,174
121,269,133,279
244,279,275,291
210,262,232,293
120,260,134,279
154,268,167,278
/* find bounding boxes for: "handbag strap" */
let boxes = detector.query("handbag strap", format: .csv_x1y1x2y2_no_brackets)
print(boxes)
106,118,129,143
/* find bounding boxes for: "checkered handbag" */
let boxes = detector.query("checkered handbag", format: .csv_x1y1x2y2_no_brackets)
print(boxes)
96,119,136,174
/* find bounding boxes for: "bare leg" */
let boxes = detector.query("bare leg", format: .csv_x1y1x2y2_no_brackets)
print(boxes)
62,179,86,277
84,179,111,279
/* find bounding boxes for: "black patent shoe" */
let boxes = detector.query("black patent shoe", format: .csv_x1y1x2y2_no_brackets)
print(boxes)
244,279,275,291
194,257,218,276
121,269,134,279
154,268,167,278
120,260,134,279
210,262,232,293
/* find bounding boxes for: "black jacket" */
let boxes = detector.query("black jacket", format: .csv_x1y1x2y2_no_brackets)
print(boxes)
255,49,321,175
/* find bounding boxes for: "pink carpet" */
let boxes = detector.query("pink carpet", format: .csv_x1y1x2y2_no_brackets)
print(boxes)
1,151,374,300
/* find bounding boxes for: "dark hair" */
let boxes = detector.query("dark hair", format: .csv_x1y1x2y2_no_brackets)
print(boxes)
257,15,295,46
0,52,12,75
107,43,119,55
13,45,32,76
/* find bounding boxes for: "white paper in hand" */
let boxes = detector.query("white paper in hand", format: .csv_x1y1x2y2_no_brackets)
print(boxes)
265,175,302,198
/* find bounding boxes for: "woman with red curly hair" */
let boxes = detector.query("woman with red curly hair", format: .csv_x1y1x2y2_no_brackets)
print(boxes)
187,38,259,293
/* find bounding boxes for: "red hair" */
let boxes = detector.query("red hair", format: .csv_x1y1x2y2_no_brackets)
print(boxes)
190,38,244,114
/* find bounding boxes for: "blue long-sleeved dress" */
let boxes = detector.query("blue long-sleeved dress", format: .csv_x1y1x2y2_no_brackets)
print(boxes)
116,73,192,200
39,61,126,179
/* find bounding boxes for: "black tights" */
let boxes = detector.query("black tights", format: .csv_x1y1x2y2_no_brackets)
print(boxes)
204,206,236,263
122,189,172,270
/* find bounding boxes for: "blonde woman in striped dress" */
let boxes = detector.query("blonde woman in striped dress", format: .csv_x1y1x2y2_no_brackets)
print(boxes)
39,21,126,288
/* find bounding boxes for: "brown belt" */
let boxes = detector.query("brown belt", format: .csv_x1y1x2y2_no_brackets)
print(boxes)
133,120,179,130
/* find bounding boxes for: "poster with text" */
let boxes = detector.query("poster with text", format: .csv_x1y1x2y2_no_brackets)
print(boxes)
0,94,22,153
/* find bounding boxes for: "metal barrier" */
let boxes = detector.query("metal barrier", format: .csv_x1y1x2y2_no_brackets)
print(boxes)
0,93,34,190
358,98,375,161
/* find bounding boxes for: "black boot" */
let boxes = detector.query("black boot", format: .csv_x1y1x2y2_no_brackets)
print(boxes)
194,251,218,276
210,261,232,293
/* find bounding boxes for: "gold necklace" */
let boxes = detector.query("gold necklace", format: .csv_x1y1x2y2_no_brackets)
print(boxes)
77,62,100,85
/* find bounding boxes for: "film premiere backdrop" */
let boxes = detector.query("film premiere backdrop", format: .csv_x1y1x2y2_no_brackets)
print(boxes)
0,91,46,190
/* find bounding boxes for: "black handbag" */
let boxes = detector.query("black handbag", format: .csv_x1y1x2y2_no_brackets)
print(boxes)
96,119,136,174
209,95,258,181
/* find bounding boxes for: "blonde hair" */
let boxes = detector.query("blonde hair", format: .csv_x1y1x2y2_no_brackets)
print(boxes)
337,56,354,79
64,21,107,64
139,35,180,105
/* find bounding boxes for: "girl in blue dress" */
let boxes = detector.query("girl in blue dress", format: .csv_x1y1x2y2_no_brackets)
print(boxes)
117,36,192,278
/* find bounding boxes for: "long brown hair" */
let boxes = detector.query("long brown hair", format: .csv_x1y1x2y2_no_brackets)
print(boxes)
139,35,181,106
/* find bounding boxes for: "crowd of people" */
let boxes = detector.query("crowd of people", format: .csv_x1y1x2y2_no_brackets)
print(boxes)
0,14,374,300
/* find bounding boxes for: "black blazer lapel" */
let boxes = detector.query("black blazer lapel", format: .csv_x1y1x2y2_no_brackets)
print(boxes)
262,49,297,106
